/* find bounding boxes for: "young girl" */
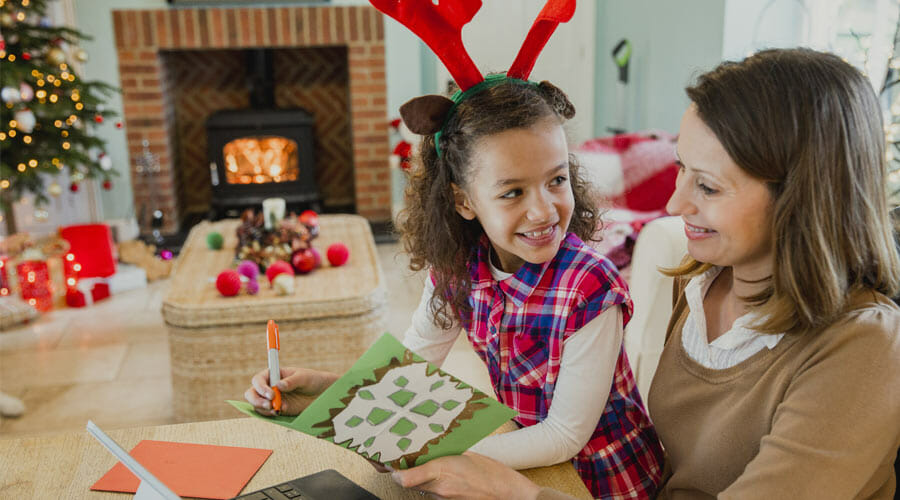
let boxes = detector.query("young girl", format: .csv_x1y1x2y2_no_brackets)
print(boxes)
396,76,663,498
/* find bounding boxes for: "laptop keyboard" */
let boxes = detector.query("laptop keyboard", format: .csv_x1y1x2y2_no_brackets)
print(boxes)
234,482,306,499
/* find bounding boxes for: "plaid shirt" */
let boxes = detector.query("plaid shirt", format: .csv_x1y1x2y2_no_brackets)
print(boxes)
458,233,663,499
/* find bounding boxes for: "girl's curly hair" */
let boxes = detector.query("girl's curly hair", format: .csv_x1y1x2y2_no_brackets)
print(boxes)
396,79,602,328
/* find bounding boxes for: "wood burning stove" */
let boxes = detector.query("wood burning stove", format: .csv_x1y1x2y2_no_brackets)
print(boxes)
206,49,321,218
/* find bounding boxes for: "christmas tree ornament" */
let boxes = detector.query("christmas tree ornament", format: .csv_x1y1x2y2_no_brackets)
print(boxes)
309,246,322,269
18,82,33,101
326,243,350,267
21,52,31,61
46,47,65,65
215,270,242,297
299,209,319,228
101,179,112,190
160,249,173,260
291,248,316,274
246,277,260,295
265,260,294,284
0,13,12,28
14,108,36,133
1,86,20,103
272,273,294,296
94,114,103,124
39,17,53,28
236,260,260,280
115,121,123,129
75,48,88,62
48,182,62,197
70,182,79,192
98,153,112,170
206,231,224,250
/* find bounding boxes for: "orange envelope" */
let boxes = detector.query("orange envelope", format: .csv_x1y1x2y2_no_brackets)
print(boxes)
91,440,272,499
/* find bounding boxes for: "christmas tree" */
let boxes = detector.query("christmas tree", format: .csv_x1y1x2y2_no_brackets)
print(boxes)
0,0,117,234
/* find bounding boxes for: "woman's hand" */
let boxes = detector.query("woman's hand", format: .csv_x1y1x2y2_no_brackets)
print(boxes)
391,452,542,500
244,366,339,416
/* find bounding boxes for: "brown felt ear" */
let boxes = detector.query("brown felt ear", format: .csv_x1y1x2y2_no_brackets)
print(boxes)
399,95,455,135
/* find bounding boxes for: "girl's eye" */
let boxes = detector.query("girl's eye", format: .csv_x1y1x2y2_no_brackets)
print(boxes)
500,189,521,199
550,175,568,186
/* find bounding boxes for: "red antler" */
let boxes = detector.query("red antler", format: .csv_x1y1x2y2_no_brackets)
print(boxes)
507,0,576,80
370,0,484,91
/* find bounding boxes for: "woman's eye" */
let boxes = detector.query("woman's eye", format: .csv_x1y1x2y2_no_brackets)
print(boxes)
697,182,717,195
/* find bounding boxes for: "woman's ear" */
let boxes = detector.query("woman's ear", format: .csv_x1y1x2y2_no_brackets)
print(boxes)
451,183,477,220
400,95,454,135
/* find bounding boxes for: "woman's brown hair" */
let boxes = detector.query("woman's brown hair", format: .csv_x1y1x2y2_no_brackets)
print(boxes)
667,48,900,334
397,79,600,328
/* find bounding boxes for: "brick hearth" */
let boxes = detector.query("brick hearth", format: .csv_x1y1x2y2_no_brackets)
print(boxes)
112,6,390,234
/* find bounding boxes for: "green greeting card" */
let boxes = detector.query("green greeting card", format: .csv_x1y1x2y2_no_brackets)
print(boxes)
228,333,516,469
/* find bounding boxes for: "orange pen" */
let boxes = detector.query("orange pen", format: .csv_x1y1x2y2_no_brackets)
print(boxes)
266,320,282,412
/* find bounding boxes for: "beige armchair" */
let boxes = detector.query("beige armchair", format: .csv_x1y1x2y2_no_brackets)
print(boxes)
623,216,687,400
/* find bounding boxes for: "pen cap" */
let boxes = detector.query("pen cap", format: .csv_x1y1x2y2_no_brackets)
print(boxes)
267,319,280,350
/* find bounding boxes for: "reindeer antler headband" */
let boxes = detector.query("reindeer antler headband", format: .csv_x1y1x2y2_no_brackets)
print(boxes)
370,0,576,157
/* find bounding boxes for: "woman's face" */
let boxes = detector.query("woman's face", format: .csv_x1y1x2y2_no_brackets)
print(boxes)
452,117,574,274
666,106,775,279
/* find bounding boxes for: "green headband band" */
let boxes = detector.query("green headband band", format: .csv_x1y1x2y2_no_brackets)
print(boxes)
434,74,539,158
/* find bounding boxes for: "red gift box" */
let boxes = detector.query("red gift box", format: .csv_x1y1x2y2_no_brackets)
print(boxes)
59,224,117,278
16,260,54,312
65,280,110,308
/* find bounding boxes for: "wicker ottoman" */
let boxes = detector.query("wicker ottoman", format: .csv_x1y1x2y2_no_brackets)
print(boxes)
162,214,388,422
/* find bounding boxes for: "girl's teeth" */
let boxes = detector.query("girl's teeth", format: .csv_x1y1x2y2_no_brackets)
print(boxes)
687,224,712,233
525,227,553,238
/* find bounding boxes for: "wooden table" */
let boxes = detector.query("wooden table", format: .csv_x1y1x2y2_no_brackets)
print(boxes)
0,417,592,499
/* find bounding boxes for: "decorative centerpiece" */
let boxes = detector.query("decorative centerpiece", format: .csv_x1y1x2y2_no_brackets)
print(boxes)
235,208,318,271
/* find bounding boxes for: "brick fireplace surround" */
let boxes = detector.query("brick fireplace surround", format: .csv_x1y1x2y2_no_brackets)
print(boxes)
112,5,390,234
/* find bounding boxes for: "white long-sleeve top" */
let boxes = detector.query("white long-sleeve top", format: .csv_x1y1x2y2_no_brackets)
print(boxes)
401,267,624,470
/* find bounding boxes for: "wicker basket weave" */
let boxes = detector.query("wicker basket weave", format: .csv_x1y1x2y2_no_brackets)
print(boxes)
162,214,388,422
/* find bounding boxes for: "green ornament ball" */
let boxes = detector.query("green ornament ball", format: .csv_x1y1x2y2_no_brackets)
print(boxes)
206,231,224,250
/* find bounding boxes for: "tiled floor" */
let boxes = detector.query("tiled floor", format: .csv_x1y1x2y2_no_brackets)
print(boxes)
0,242,491,439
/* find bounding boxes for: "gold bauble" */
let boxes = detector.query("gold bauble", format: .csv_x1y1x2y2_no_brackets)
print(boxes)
75,49,88,62
48,182,62,197
46,47,66,66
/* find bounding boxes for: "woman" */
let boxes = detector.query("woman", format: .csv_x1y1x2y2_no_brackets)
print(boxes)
391,48,900,499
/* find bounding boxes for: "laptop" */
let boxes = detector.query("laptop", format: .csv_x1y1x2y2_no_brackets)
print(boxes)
86,421,380,500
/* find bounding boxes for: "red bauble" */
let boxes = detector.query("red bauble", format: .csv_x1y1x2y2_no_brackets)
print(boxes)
69,182,79,192
102,180,112,190
94,115,103,123
291,249,316,274
215,270,242,297
115,121,123,129
265,260,294,284
326,243,349,267
299,209,319,227
22,52,31,61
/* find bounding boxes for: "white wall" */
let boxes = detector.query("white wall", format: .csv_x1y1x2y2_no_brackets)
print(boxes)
594,0,726,135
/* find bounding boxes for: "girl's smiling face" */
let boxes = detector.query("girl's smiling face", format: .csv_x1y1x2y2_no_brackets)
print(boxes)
666,105,775,279
452,117,574,274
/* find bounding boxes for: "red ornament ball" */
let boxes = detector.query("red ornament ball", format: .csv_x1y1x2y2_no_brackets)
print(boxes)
291,249,316,274
94,115,103,124
69,182,79,192
22,52,31,61
326,243,349,267
265,260,294,284
215,270,242,297
115,121,123,129
102,180,112,190
299,209,319,227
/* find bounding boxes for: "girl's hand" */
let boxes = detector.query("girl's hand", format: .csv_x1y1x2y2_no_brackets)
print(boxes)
244,366,339,416
391,452,542,500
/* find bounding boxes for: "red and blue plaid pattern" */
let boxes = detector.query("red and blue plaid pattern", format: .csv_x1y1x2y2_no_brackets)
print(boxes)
457,233,663,499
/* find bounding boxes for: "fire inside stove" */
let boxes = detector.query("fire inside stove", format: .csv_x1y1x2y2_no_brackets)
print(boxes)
222,136,299,185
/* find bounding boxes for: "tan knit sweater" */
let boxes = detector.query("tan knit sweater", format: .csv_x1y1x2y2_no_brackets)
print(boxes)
649,285,900,500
